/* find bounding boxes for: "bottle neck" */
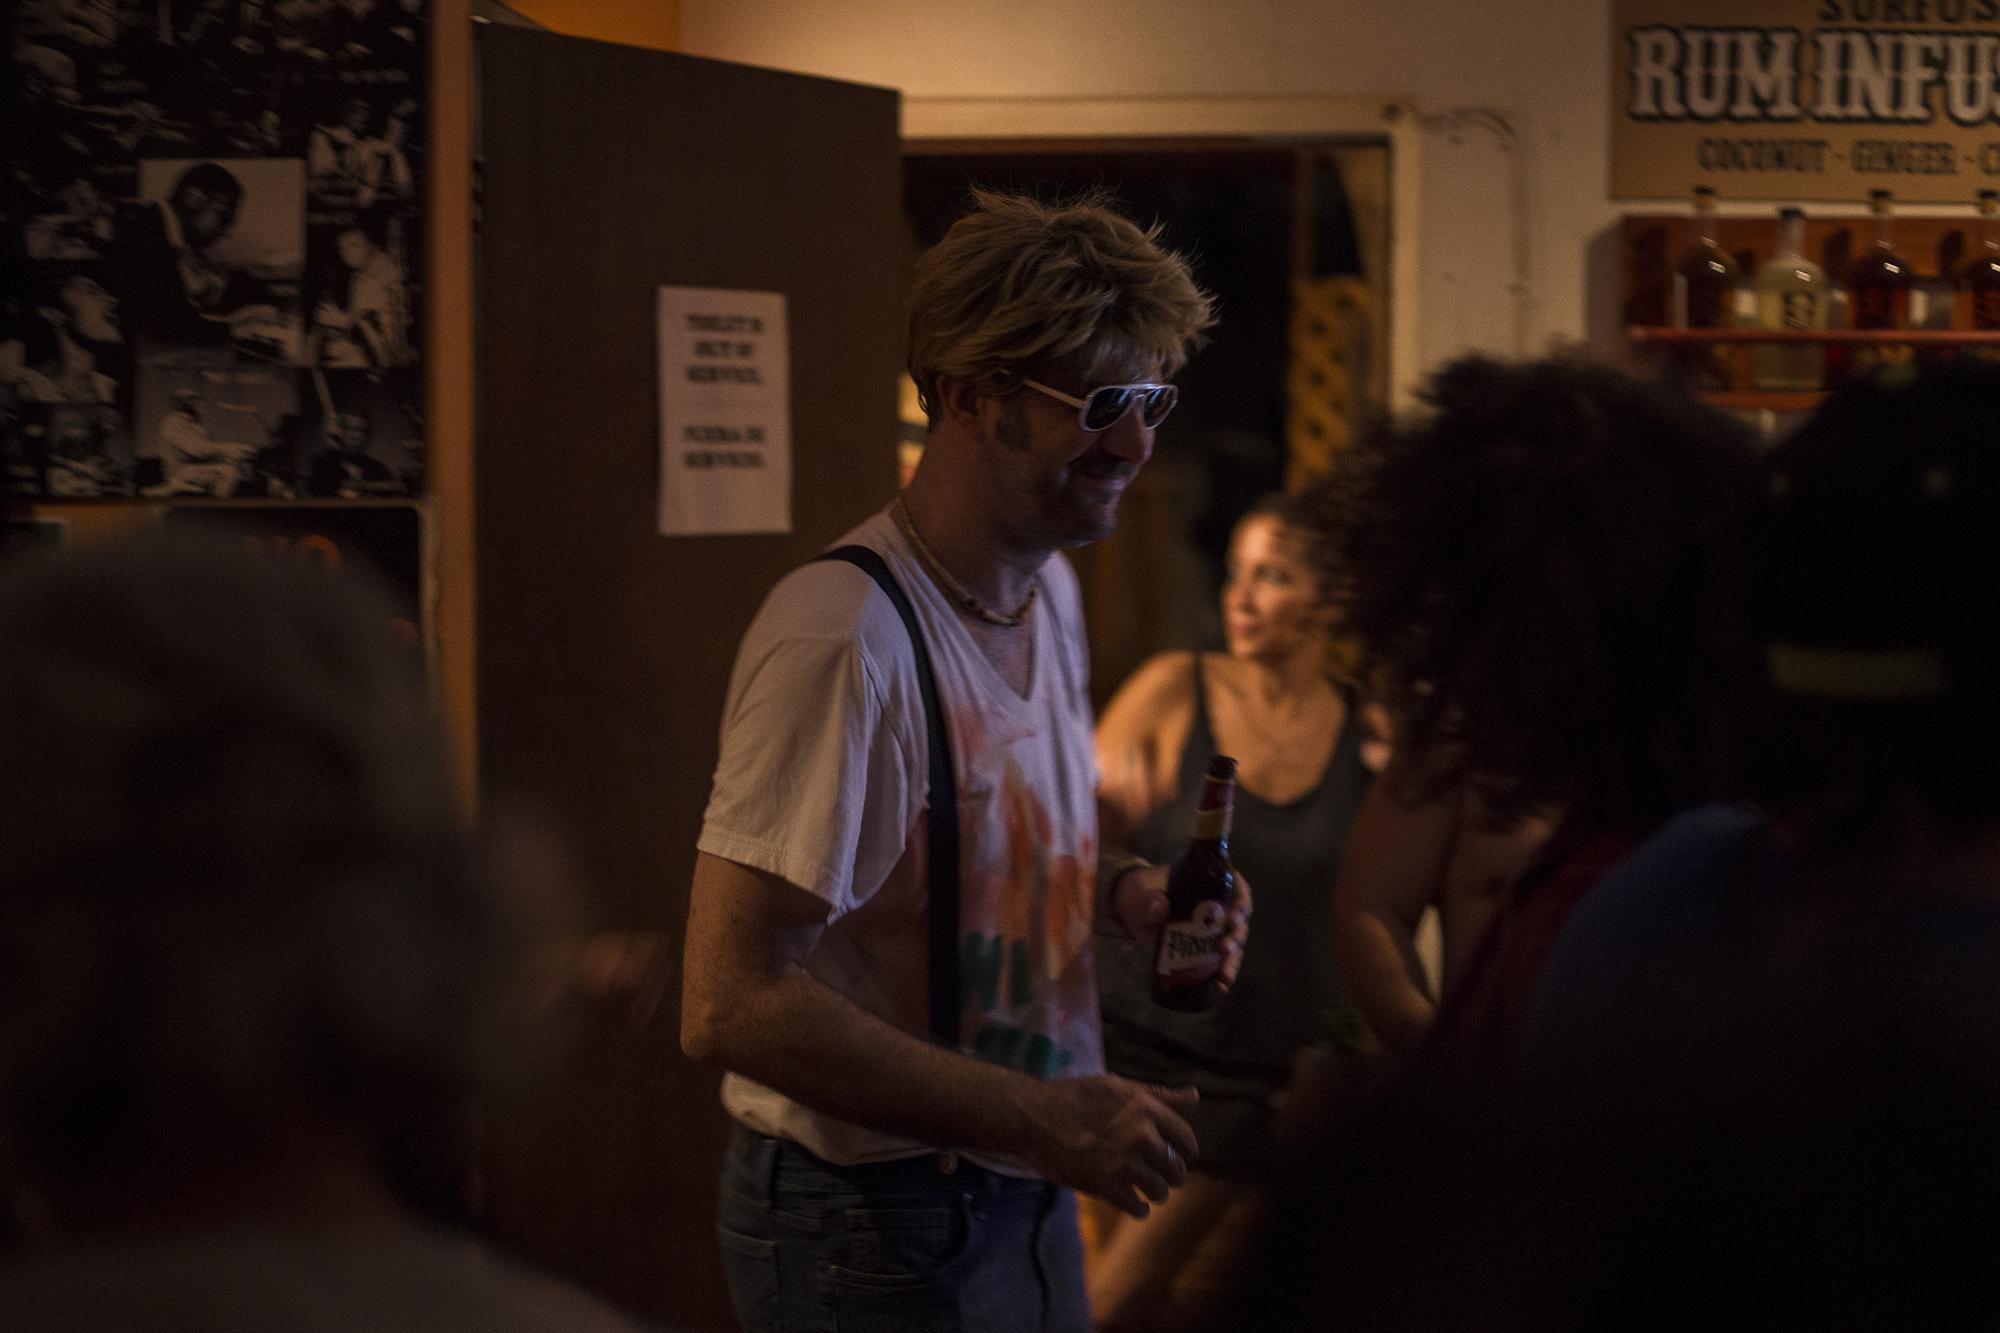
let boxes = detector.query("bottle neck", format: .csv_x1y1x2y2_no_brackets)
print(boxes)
1777,217,1806,262
1982,208,2000,256
1188,805,1232,844
1187,776,1235,844
1872,208,1895,251
1695,203,1721,250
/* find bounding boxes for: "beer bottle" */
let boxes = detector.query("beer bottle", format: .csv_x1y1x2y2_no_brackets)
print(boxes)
1151,755,1237,1012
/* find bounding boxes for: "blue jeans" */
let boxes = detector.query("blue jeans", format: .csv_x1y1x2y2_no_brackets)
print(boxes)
717,1124,1089,1332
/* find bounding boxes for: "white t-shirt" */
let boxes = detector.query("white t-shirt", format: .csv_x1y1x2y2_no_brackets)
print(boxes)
698,506,1105,1168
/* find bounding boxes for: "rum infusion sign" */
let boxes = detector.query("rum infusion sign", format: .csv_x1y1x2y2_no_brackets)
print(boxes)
1613,0,2000,199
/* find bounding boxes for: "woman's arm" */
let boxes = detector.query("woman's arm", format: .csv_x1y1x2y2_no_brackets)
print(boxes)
1332,778,1460,1058
1095,651,1197,850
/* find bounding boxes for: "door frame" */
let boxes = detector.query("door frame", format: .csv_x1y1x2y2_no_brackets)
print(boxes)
901,95,1422,408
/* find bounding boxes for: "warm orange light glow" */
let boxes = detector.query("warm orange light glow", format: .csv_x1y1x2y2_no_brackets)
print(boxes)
503,0,680,50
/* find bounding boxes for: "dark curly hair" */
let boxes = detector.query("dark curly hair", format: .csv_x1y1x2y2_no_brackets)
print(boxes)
1337,355,1762,830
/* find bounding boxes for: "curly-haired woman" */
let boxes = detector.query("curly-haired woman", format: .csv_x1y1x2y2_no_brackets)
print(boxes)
1330,355,1762,1091
1086,490,1387,1329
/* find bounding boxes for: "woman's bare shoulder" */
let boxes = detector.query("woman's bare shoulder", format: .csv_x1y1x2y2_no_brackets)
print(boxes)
1099,651,1200,747
1116,650,1201,706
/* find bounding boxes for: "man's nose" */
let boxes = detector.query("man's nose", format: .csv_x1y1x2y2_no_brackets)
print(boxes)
1099,412,1154,467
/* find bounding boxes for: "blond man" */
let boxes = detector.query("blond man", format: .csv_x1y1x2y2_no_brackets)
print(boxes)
681,191,1238,1331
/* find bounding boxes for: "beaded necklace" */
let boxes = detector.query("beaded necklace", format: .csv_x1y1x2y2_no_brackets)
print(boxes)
891,496,1036,629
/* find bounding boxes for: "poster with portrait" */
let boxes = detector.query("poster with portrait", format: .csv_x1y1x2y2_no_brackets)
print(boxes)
3,0,427,501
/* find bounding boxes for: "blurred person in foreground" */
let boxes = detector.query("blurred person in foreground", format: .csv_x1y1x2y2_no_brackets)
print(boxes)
1515,361,2000,1323
1203,358,1771,1332
1085,490,1387,1329
1328,355,1762,1091
0,531,652,1331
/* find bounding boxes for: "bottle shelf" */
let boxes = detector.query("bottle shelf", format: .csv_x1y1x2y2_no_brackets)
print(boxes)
1625,208,2000,420
1626,325,2000,415
1698,391,1837,413
1631,327,2000,346
1621,212,1993,330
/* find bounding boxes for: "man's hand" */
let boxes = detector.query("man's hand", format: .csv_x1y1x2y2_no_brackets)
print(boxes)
1017,1074,1198,1219
1109,863,1254,992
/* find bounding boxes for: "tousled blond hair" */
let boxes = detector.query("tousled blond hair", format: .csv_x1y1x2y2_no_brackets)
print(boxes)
908,189,1216,426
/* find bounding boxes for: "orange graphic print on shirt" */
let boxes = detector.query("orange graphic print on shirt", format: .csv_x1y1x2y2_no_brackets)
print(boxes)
958,758,1098,1079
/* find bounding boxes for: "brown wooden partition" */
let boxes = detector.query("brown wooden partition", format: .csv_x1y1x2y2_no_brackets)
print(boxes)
474,25,901,1327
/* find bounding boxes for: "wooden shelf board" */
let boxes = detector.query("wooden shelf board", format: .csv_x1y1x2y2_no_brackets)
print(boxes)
1631,326,2000,345
1700,391,1826,412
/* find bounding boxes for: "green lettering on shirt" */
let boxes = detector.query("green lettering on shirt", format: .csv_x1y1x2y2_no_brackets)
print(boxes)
962,932,1005,1011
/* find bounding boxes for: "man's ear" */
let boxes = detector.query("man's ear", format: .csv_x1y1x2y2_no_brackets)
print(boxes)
934,373,986,428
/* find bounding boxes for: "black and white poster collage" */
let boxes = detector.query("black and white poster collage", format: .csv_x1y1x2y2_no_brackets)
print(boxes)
3,1,426,501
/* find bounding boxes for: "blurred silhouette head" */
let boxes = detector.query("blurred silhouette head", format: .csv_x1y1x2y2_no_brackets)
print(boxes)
1757,360,2000,830
0,532,552,1226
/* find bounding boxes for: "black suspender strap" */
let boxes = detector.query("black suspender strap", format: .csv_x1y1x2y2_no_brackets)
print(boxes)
817,545,960,1046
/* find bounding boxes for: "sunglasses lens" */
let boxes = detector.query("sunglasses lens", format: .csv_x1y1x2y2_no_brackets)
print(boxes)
1140,385,1177,427
1082,387,1134,431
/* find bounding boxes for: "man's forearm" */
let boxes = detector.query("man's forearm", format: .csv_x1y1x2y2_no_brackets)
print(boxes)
701,965,1050,1161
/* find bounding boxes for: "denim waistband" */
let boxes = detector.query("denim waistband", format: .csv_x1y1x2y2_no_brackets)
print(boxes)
727,1122,1044,1201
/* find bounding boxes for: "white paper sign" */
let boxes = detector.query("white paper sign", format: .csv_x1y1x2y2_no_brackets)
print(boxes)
657,286,791,536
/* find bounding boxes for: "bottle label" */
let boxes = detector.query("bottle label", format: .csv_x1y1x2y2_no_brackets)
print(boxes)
1781,291,1818,330
1855,288,1897,329
1155,900,1227,982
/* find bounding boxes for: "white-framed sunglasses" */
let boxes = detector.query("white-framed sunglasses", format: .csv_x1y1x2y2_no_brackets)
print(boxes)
1022,379,1180,431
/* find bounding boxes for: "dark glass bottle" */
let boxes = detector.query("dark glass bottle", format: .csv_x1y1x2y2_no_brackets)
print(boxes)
1151,755,1237,1013
1851,189,1912,330
1672,185,1738,331
1963,190,2000,331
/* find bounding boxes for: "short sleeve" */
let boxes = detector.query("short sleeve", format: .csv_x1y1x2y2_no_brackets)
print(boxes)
697,589,920,919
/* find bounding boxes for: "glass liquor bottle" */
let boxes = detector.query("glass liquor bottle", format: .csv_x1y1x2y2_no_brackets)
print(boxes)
1963,190,2000,331
1671,185,1738,391
1753,207,1828,392
1671,185,1738,330
1850,189,1912,330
